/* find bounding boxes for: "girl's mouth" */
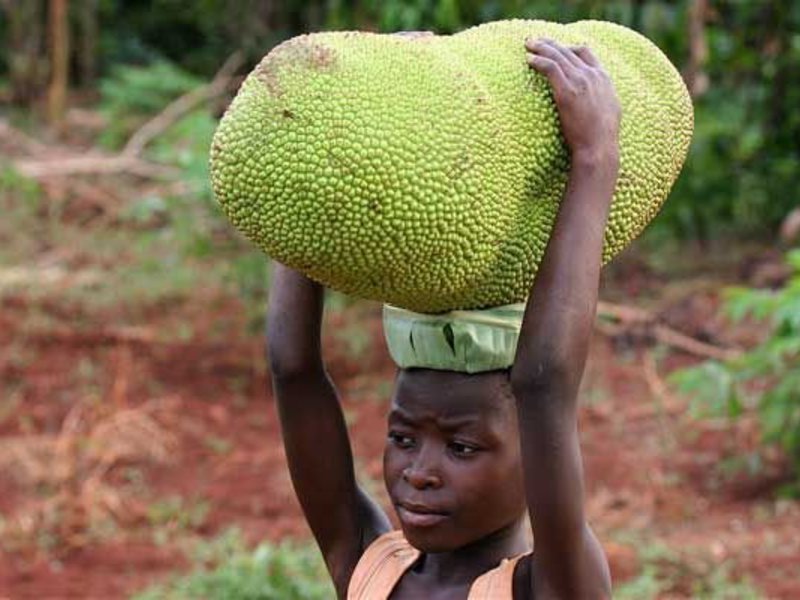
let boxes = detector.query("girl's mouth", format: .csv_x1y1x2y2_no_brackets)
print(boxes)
396,503,450,528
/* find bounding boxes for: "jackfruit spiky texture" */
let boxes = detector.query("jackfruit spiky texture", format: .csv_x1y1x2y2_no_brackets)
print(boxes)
210,19,693,313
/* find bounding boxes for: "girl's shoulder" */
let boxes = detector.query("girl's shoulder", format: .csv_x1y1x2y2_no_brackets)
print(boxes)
347,531,420,599
510,553,536,600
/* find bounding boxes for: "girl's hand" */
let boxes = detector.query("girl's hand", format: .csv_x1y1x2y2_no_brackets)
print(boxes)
525,38,621,167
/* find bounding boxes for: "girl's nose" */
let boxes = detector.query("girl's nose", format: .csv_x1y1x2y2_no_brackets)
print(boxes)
402,446,443,489
402,466,442,489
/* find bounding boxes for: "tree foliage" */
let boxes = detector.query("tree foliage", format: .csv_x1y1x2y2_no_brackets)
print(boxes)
661,2,800,239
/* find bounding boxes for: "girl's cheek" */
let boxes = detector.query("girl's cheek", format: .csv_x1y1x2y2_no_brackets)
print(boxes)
383,450,403,479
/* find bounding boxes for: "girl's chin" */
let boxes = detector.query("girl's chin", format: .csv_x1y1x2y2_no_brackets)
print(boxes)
401,525,464,554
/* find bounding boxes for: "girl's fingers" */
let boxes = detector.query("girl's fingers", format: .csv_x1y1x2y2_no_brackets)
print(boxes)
525,38,577,76
571,45,600,68
526,54,569,94
541,38,585,69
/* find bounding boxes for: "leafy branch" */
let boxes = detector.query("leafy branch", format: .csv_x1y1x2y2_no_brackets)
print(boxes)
671,249,800,491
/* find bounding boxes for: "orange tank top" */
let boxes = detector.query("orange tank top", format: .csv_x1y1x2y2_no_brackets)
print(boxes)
347,530,530,599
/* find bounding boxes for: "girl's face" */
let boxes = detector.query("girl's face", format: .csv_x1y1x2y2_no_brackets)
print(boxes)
383,369,527,553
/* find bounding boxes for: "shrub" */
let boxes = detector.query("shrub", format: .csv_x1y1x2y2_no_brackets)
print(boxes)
98,60,202,149
671,249,800,493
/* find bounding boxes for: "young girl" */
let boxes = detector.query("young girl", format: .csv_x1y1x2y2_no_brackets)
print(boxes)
266,37,620,599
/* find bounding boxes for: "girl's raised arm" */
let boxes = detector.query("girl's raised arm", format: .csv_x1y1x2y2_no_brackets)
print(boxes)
267,263,390,597
511,38,620,599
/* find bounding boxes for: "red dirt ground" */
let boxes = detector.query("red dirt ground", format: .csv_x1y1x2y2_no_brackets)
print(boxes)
1,280,799,598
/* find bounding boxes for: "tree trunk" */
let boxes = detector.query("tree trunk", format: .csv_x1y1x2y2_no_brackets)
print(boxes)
47,0,70,129
78,0,98,88
686,0,709,98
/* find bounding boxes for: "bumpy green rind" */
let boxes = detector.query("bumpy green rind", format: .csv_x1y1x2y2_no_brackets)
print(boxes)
210,19,693,313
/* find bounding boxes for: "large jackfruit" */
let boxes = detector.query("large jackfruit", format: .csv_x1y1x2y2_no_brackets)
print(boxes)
210,20,693,313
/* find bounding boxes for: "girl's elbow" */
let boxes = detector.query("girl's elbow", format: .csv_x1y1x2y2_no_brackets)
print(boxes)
268,348,323,381
510,358,573,397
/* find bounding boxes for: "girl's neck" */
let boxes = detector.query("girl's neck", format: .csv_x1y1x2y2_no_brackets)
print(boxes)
412,516,530,587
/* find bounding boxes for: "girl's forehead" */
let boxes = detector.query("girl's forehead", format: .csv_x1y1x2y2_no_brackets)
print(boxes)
392,368,513,422
389,401,485,427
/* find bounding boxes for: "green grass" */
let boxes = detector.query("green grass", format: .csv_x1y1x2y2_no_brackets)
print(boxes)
133,528,333,600
148,496,210,532
613,536,762,599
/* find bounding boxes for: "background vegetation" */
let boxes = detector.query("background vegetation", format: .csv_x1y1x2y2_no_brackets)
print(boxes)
2,0,798,238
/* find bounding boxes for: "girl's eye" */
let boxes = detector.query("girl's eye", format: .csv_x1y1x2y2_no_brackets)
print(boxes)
450,441,478,457
389,432,414,449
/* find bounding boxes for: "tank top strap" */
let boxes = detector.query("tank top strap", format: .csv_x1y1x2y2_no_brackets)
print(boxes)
468,552,530,599
347,530,421,600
